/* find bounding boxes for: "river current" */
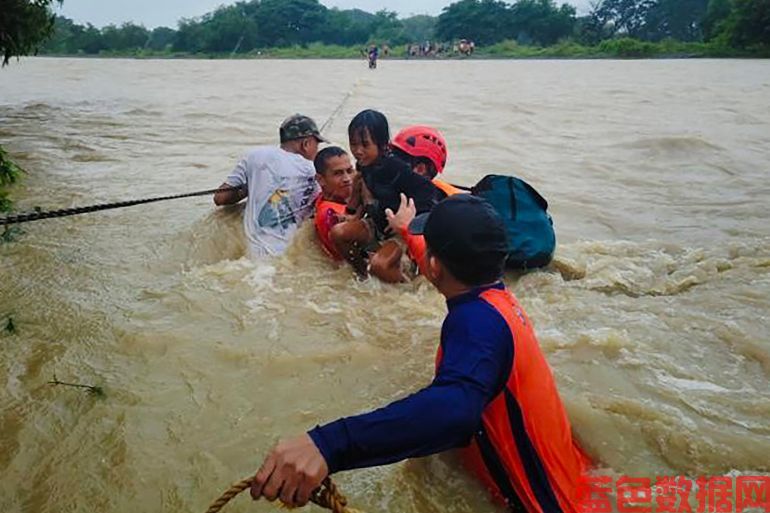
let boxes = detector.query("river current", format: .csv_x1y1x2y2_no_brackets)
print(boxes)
1,57,769,512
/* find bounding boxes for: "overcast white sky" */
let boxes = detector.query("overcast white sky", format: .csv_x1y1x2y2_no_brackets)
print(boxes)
56,0,593,29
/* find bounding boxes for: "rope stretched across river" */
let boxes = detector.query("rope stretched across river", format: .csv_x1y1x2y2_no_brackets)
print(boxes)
1,73,364,227
0,186,239,226
206,476,357,513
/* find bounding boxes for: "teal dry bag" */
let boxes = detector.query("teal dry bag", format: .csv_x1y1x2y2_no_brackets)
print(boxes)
470,174,555,269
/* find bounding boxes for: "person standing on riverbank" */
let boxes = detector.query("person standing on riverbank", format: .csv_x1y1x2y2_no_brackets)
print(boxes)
213,114,325,256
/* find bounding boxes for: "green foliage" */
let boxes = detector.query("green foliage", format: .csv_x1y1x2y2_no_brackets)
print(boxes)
649,0,709,41
148,27,176,51
435,0,577,46
100,23,149,51
28,0,770,57
0,0,62,65
368,10,405,44
1,145,25,212
1,225,24,242
253,0,327,47
0,146,24,187
0,191,11,213
698,0,770,48
400,15,437,43
41,0,436,55
581,0,709,42
598,37,657,56
252,43,362,58
587,0,658,40
44,16,106,54
726,0,770,46
510,0,577,46
436,0,515,45
703,0,734,39
479,38,596,57
475,36,743,57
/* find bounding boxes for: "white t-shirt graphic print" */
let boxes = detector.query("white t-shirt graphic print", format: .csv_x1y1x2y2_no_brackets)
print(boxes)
225,147,319,256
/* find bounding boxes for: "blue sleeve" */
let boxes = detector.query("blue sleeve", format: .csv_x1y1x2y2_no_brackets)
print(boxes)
308,301,513,473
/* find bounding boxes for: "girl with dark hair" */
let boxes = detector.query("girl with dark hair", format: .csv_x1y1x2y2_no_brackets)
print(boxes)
330,109,444,282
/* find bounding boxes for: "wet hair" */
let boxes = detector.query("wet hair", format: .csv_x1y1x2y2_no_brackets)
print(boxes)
392,147,438,179
314,146,348,175
348,109,390,155
428,247,506,287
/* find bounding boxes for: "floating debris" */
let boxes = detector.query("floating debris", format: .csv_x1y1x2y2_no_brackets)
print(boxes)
4,317,15,334
48,373,105,397
1,225,24,243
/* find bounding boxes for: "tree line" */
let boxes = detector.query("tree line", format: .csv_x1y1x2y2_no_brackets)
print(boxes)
437,0,769,47
40,0,434,55
34,0,769,56
0,0,763,59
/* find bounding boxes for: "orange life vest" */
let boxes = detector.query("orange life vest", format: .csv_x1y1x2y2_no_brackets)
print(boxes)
432,178,466,197
397,180,464,274
436,287,590,513
314,197,346,261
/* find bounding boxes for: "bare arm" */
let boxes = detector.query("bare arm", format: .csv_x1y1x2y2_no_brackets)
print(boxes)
213,182,247,206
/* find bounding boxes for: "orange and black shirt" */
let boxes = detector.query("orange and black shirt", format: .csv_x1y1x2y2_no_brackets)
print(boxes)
307,283,589,512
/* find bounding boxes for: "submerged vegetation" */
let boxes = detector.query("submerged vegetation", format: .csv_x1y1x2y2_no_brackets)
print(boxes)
0,146,25,213
5,316,16,335
49,373,105,397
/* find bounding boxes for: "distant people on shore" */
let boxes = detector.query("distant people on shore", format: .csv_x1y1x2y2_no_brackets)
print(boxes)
458,39,474,56
406,39,475,58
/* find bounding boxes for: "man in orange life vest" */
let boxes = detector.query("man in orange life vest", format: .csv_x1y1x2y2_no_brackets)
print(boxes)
358,124,464,281
311,132,450,277
249,194,590,512
313,146,357,261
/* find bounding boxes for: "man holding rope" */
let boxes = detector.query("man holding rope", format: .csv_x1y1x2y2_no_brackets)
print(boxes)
213,114,325,256
249,194,590,512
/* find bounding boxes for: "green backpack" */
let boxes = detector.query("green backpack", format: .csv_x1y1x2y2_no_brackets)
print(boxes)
470,174,555,269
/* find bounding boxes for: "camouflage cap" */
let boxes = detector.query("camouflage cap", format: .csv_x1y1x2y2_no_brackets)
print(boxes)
279,114,329,143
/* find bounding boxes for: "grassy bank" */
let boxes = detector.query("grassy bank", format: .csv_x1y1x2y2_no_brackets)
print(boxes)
476,38,768,58
41,38,770,60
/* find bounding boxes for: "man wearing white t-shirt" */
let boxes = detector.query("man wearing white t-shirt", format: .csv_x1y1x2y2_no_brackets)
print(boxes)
214,114,325,256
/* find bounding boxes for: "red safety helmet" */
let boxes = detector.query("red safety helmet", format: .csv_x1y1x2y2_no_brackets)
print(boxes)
391,125,448,174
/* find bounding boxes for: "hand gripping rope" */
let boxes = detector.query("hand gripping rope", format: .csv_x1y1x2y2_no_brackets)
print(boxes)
0,76,364,227
205,476,359,513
